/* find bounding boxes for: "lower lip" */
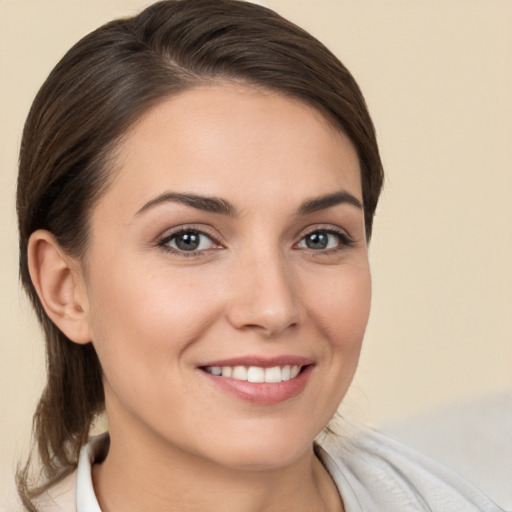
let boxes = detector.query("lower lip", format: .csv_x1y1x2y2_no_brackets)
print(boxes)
199,365,314,405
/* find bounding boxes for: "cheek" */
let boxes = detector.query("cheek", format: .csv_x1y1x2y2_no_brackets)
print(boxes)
84,263,229,431
300,261,371,428
309,262,372,351
85,260,225,375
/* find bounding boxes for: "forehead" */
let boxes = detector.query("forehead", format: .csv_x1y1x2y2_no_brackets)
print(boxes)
98,84,362,216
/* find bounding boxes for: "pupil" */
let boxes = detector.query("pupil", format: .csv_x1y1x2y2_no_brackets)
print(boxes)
306,232,328,249
176,232,200,251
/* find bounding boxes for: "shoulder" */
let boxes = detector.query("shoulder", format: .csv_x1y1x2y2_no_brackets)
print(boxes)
316,425,505,512
34,472,77,512
1,433,109,512
0,471,79,512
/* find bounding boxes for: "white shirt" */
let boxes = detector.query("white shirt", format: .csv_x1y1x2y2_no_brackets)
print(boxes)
28,426,505,512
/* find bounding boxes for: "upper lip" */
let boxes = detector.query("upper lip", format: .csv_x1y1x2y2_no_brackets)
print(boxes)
198,355,315,368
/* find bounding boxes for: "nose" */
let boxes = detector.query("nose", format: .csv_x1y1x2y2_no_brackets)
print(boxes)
226,251,299,337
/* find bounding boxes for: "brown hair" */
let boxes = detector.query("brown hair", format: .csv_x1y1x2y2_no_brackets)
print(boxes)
16,0,383,508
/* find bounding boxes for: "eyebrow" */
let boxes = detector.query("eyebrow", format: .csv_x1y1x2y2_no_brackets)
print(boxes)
297,190,363,215
135,189,362,218
136,192,238,217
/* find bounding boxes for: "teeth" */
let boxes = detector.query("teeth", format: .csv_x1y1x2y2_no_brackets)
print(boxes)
232,366,248,380
290,365,300,379
264,366,282,383
247,366,265,383
204,364,303,382
221,366,232,377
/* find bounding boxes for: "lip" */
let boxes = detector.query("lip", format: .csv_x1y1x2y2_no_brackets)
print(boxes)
197,356,315,405
197,355,315,368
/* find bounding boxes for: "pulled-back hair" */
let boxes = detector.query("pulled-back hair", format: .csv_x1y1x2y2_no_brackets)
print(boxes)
16,0,383,508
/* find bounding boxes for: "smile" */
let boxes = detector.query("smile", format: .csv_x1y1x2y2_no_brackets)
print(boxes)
203,365,302,383
198,358,314,405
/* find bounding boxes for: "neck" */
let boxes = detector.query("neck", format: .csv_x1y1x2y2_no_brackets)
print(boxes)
92,424,343,512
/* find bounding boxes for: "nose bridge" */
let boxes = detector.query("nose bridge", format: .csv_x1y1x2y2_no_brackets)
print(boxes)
227,243,299,336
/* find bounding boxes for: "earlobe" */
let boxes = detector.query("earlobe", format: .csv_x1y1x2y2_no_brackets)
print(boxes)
27,230,91,345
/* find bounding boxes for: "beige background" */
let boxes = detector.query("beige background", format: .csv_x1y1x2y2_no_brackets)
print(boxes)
1,0,511,500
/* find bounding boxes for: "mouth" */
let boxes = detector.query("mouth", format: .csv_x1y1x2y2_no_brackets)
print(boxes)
197,357,314,405
201,364,303,383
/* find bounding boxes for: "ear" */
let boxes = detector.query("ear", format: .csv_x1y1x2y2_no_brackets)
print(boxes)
27,230,91,344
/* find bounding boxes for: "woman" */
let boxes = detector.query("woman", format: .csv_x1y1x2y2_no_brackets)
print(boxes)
14,1,504,511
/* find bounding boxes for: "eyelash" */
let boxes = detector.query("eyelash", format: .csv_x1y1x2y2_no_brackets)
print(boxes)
296,227,354,253
157,226,354,258
158,227,222,258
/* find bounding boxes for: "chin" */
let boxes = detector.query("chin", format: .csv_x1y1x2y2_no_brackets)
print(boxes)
198,423,319,472
220,445,312,472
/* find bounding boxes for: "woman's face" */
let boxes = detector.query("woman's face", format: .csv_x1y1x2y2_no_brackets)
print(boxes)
80,84,371,470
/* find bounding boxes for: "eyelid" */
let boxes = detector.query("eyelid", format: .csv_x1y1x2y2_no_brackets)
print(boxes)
294,224,355,250
157,225,224,256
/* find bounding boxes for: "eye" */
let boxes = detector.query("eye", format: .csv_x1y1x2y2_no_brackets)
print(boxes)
296,229,351,251
160,229,217,253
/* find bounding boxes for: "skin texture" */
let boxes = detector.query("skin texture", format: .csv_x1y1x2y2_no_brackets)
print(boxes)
28,84,371,512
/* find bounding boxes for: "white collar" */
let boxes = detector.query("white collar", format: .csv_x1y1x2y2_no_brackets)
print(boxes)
76,433,108,512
